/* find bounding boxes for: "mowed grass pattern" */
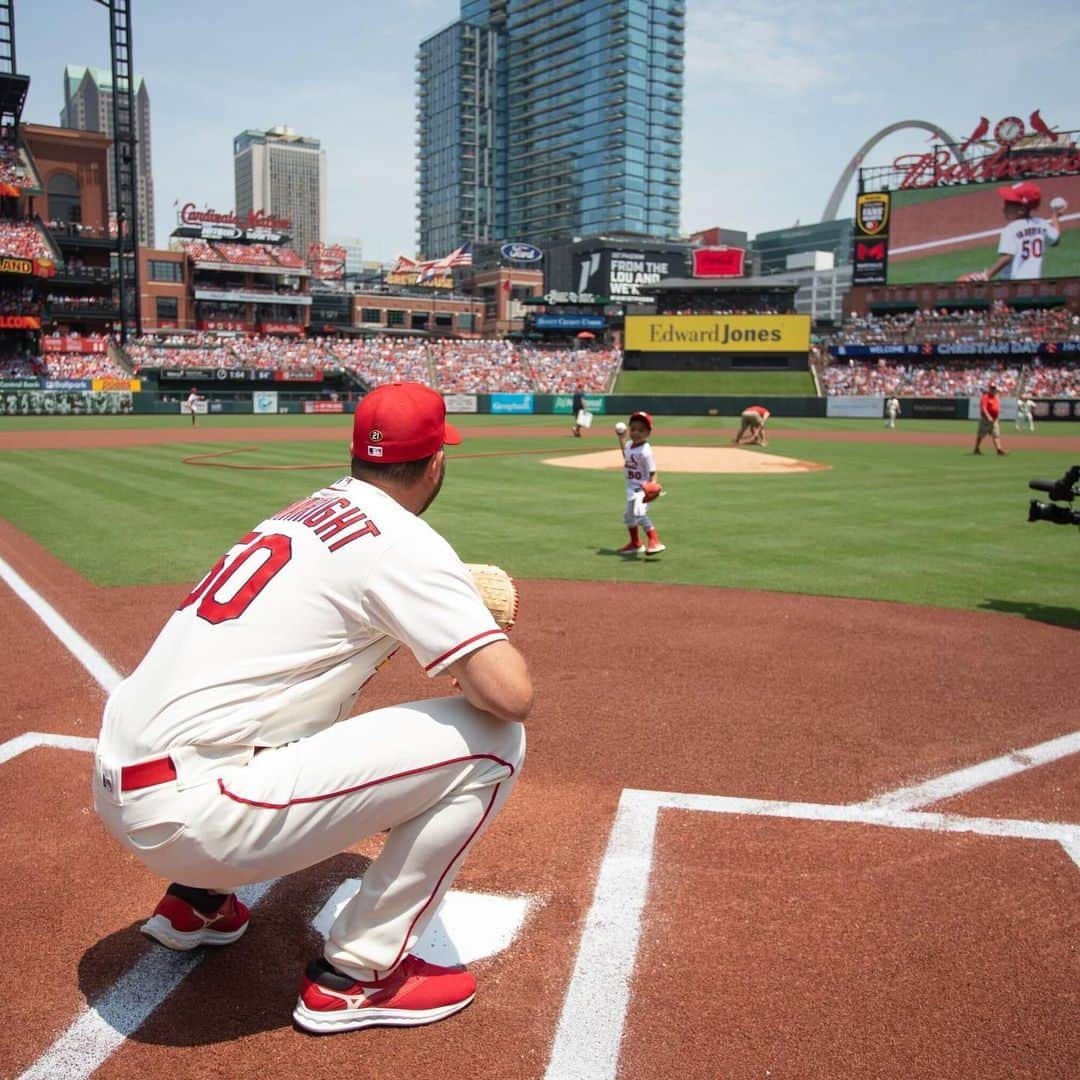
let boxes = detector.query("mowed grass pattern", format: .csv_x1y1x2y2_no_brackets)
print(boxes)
1,415,1078,626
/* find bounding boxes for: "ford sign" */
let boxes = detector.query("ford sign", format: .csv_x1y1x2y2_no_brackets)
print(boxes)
500,242,543,263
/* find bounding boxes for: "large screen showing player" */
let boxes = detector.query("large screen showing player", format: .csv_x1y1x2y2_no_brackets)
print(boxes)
887,174,1080,285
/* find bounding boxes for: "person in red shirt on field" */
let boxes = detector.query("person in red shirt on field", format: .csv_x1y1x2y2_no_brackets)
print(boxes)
973,382,1006,456
733,404,770,447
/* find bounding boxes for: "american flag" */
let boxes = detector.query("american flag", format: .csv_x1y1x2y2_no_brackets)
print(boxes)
443,241,472,267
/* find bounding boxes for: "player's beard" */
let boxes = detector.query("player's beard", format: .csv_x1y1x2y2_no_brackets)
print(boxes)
418,455,446,516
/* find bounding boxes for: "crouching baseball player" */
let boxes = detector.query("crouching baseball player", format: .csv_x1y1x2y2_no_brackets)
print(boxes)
93,382,532,1035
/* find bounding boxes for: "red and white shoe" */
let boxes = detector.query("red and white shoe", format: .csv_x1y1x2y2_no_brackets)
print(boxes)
645,540,666,555
294,955,477,1034
140,890,250,950
616,542,645,555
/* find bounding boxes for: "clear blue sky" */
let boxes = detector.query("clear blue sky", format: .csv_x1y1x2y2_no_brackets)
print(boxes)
17,0,1080,260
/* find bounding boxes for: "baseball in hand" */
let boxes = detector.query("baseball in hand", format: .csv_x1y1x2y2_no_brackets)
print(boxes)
614,421,627,435
1050,196,1067,211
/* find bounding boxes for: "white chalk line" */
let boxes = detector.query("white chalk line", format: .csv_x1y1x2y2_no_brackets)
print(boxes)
545,733,1080,1080
0,554,122,693
16,880,275,1080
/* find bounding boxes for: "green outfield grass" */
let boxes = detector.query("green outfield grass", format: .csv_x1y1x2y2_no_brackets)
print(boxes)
2,414,1078,626
613,370,816,395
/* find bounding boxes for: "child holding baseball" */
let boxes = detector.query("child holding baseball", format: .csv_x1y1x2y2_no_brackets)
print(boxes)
614,410,665,557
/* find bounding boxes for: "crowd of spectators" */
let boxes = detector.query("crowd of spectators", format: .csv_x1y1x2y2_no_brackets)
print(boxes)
0,144,34,191
822,304,1080,397
0,219,54,261
182,240,309,270
662,302,786,316
0,287,40,314
122,333,622,392
825,303,1080,348
0,332,129,379
823,359,1080,397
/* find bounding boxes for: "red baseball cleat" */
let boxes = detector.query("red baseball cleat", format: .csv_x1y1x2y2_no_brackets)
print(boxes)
294,954,477,1034
616,542,645,555
140,889,250,950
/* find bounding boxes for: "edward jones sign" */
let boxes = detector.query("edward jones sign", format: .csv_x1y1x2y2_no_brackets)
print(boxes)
624,314,811,352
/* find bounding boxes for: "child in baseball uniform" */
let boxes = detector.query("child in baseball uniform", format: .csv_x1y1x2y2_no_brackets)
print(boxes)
614,410,665,556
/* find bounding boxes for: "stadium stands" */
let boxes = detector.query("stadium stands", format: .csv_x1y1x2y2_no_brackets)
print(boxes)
122,334,622,392
823,304,1080,396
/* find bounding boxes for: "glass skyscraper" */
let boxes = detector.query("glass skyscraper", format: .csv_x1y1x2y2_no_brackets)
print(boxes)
417,0,684,258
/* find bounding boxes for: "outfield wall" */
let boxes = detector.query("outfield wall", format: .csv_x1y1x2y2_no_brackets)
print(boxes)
3,389,1080,422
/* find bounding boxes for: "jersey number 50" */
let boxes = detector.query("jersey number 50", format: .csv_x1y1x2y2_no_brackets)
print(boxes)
179,531,292,625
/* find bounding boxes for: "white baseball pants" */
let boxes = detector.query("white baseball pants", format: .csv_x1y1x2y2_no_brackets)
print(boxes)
94,695,525,981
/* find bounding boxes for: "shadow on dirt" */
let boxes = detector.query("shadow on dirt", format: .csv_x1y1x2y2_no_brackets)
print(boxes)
979,597,1079,631
77,853,371,1046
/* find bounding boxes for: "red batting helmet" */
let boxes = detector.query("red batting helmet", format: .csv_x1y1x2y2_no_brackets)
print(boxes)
998,180,1041,208
629,410,653,431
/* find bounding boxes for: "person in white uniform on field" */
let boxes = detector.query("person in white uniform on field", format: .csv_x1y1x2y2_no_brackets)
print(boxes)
1015,393,1035,432
885,395,901,429
93,381,533,1036
185,387,202,427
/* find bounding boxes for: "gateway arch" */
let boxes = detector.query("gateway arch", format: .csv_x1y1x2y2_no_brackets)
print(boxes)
822,120,968,221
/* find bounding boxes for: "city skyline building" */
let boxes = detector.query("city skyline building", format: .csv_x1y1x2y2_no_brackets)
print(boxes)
233,125,327,262
416,0,684,258
60,64,155,247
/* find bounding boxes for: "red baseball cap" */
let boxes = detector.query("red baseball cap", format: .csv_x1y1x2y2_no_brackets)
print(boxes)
351,382,462,463
998,180,1041,207
629,410,653,431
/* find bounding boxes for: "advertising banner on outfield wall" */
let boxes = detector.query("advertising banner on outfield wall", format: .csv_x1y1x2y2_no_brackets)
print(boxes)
552,394,606,415
253,391,279,414
490,393,535,414
826,396,885,418
444,394,479,414
625,314,811,353
0,391,132,415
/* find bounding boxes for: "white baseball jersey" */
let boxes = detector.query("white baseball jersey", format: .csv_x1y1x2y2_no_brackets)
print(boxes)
1017,398,1033,417
99,477,506,763
997,217,1060,280
886,397,900,416
186,392,199,412
623,439,656,497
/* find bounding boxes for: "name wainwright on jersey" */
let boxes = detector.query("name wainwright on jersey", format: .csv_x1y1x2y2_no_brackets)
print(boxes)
271,491,382,553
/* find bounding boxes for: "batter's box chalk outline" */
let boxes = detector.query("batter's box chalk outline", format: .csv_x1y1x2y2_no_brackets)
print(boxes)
546,731,1080,1080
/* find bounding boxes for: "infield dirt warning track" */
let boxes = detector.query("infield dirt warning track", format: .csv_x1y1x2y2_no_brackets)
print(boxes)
1,422,1078,1079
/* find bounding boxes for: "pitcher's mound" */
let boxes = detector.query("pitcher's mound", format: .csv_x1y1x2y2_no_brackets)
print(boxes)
545,445,829,474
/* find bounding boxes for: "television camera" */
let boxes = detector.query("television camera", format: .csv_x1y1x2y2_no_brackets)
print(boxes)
1028,465,1080,527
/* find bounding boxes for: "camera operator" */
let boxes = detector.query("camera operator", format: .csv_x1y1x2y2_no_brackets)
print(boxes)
1028,465,1080,527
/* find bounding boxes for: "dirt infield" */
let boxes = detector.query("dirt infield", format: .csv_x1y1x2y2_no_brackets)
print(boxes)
1,420,1078,1079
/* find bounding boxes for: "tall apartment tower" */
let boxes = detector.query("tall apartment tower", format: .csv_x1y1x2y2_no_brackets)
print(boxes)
416,0,684,257
234,126,327,262
60,65,155,247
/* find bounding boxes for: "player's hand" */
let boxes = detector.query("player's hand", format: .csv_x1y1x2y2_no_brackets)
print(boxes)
957,271,989,283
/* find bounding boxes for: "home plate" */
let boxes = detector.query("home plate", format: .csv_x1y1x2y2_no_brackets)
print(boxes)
544,445,828,474
312,879,532,965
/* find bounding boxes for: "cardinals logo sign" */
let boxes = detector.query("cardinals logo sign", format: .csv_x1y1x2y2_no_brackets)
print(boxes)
856,192,890,236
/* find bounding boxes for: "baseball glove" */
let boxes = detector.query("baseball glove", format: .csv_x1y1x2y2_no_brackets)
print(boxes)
464,563,519,631
957,270,989,283
641,480,664,503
